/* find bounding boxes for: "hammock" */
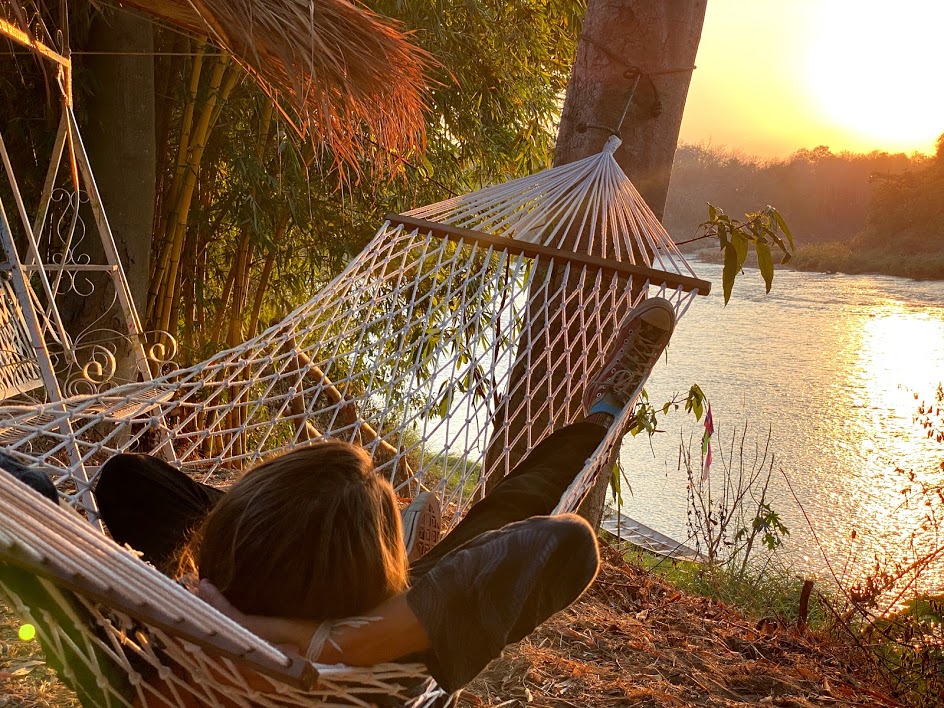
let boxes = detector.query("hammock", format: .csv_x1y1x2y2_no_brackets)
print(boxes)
0,136,709,706
0,277,43,399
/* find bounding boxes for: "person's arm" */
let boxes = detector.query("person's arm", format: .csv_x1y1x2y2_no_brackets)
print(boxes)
197,580,431,664
139,584,431,705
200,514,599,694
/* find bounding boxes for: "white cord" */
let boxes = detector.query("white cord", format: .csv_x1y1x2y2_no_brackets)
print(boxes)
305,616,381,664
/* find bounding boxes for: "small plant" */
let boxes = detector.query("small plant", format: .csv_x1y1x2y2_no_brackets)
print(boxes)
627,384,707,438
622,418,819,627
825,384,944,707
916,384,944,449
681,422,789,576
608,384,707,500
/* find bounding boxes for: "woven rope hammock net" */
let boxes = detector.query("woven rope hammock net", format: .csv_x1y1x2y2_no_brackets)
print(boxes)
0,136,709,706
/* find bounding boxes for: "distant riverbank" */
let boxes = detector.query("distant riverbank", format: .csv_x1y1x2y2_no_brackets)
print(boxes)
691,243,944,281
789,241,944,280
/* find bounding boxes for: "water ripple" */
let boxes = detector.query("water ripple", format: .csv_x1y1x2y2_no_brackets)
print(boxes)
620,260,944,590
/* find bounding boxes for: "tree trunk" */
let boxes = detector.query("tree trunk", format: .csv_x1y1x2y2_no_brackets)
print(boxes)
566,0,706,526
82,9,156,312
484,0,706,528
70,9,155,384
555,0,706,219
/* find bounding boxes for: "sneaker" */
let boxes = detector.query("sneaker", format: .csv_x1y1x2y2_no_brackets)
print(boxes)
582,297,677,417
402,491,441,563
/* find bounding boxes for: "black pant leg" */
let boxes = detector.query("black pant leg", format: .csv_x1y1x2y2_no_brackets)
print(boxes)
406,514,600,692
410,421,608,578
94,454,225,573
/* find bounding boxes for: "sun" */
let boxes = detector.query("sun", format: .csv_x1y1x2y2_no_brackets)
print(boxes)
807,0,944,153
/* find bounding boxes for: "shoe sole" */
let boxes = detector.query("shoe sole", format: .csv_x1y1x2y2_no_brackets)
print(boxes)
402,492,442,563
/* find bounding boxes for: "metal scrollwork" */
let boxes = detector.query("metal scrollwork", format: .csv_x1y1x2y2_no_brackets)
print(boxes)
67,344,119,397
45,188,96,298
1,108,177,409
144,330,179,371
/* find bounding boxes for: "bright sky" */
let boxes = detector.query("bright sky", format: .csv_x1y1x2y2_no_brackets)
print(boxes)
678,0,944,158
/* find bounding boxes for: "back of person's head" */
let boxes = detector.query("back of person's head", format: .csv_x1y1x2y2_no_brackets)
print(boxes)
185,440,408,620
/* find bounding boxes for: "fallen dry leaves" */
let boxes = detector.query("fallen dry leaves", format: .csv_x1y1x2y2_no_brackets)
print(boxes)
461,543,901,708
0,604,78,707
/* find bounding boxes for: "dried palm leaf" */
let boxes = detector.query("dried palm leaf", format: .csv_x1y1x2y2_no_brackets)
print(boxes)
119,0,430,171
4,0,431,172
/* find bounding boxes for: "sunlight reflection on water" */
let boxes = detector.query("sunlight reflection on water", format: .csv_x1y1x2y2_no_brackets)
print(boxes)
618,261,944,591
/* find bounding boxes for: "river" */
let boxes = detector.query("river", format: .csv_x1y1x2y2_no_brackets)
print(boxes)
618,259,944,590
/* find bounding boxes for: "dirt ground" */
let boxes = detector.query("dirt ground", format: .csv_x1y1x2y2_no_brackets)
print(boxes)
0,603,78,707
461,545,899,708
1,543,898,707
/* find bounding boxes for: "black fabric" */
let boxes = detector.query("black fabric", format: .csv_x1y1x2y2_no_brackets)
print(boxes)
0,451,60,504
94,454,224,573
410,421,607,578
405,515,599,693
403,422,606,692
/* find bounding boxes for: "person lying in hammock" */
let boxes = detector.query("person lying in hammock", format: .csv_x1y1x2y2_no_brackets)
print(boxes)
3,296,676,700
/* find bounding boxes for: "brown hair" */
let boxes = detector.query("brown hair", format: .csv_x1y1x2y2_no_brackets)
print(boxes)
182,440,408,620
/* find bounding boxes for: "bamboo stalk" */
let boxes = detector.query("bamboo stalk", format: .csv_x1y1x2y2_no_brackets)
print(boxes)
169,157,221,339
211,101,275,340
154,56,229,331
166,41,207,210
180,225,197,354
195,234,207,342
156,59,238,335
152,34,188,248
246,247,276,333
212,255,239,340
285,336,317,443
225,226,253,348
222,102,275,454
245,224,281,337
148,42,207,315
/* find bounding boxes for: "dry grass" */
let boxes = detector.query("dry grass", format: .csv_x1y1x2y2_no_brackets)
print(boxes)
0,602,78,707
118,0,430,170
461,543,901,708
1,542,900,707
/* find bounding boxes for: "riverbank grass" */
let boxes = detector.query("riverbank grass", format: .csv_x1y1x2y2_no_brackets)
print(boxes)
692,241,944,280
791,242,944,280
622,544,829,629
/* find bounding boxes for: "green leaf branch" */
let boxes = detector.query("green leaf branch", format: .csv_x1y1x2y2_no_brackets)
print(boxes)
678,204,795,304
628,384,707,438
711,205,795,304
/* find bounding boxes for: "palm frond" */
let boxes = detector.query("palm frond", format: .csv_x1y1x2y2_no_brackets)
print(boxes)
3,0,432,172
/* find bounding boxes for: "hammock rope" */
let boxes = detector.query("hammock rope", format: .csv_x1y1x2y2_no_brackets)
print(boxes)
0,136,708,706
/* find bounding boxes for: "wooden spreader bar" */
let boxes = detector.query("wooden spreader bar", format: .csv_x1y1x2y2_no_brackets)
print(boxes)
386,213,712,295
0,18,71,69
